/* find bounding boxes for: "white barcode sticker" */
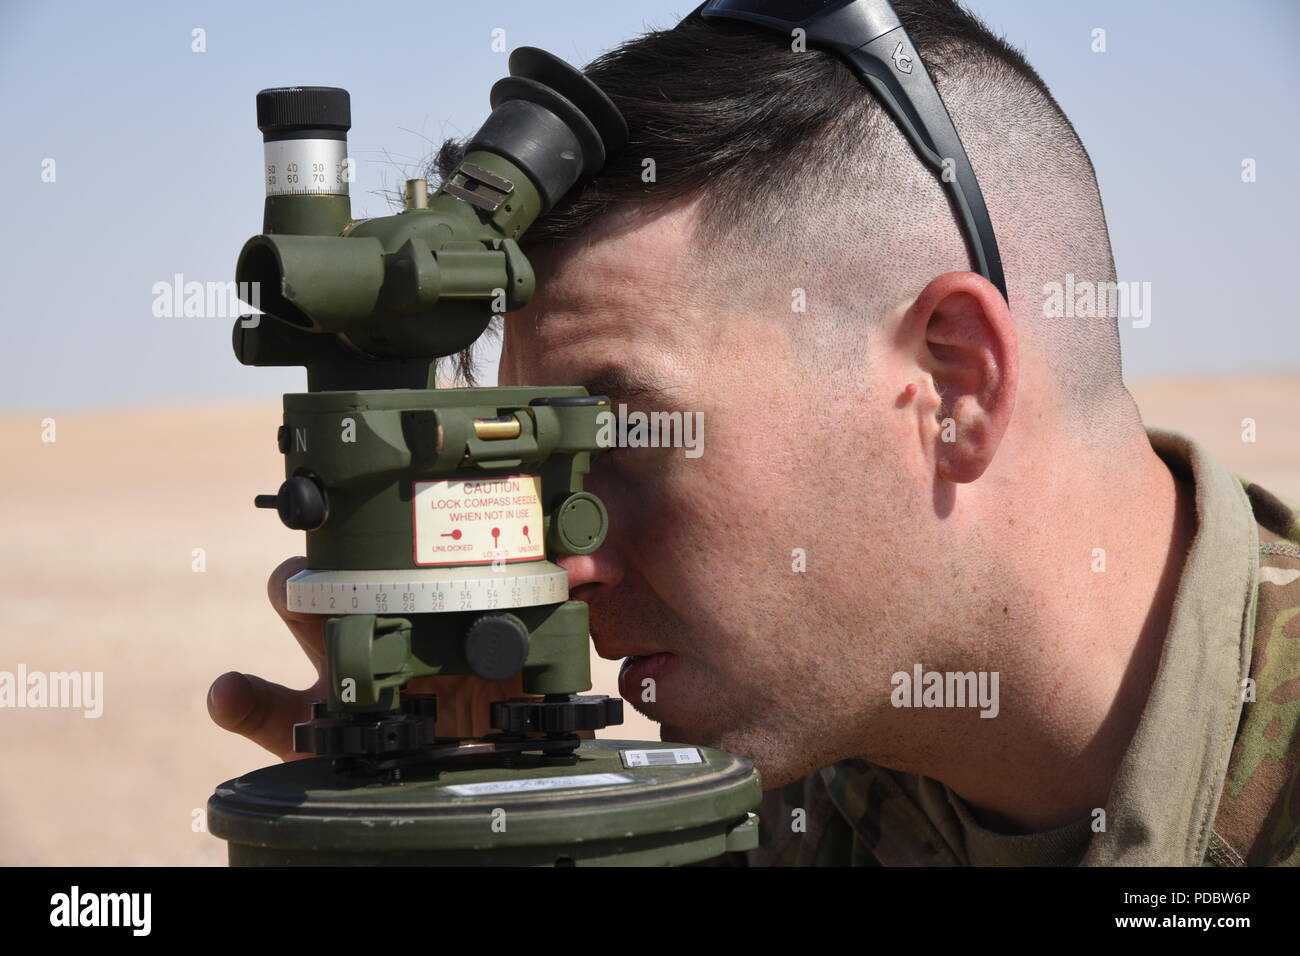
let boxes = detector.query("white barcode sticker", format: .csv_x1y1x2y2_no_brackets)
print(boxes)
441,772,635,796
619,747,703,768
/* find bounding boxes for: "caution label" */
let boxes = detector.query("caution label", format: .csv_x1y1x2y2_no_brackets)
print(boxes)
412,474,545,567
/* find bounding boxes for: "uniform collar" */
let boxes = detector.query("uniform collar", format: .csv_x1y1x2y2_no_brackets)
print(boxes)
1080,426,1258,865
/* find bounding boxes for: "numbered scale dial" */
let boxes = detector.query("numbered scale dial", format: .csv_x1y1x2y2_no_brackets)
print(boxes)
285,563,569,615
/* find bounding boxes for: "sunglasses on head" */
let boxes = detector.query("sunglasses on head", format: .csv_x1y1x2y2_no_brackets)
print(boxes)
695,0,1008,302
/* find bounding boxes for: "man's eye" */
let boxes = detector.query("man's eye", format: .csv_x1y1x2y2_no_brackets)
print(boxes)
581,370,668,405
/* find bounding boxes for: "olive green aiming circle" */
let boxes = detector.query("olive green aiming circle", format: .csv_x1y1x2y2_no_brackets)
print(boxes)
223,53,763,867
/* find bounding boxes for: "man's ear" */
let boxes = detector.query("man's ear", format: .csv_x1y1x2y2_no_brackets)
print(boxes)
906,272,1017,484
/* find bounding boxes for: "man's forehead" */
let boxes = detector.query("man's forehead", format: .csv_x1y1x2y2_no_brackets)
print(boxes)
519,200,711,336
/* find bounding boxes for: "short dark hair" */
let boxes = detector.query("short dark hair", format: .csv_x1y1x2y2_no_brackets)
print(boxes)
432,0,1128,423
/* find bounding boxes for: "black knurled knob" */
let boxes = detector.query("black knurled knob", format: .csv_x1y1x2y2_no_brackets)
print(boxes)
490,695,623,735
256,86,351,136
254,476,327,530
464,614,530,682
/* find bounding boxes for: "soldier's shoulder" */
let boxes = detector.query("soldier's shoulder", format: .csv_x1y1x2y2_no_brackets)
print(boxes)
1211,477,1300,866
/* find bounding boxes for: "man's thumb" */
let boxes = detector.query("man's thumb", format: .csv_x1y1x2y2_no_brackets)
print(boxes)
207,671,313,762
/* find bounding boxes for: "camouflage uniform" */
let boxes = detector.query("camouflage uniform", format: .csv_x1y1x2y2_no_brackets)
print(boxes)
706,427,1300,866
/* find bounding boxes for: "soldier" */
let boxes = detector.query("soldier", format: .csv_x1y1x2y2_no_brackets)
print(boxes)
209,0,1299,865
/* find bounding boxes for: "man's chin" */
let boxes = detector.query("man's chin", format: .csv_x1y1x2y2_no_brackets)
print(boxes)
656,723,797,790
658,721,692,746
658,720,732,754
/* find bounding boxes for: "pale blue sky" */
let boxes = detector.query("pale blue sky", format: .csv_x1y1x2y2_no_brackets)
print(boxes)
2,0,1297,411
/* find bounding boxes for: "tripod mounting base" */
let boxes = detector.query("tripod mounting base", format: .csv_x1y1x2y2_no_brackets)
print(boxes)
208,738,761,866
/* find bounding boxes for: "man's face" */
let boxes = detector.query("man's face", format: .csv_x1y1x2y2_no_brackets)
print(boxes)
499,201,942,789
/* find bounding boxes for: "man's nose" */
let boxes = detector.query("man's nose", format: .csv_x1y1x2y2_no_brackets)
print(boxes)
555,547,623,602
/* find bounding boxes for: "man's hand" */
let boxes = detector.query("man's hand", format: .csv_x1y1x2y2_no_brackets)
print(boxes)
206,556,540,762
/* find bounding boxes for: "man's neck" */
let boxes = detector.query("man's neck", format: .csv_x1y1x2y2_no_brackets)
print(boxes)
923,435,1199,834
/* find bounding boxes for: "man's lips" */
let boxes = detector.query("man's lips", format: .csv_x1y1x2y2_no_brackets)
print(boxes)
591,634,670,662
618,652,674,700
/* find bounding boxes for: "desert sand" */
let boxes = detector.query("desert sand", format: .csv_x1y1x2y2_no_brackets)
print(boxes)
1,375,1296,865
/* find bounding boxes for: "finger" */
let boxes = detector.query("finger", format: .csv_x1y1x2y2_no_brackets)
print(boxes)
207,670,314,762
266,556,327,669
